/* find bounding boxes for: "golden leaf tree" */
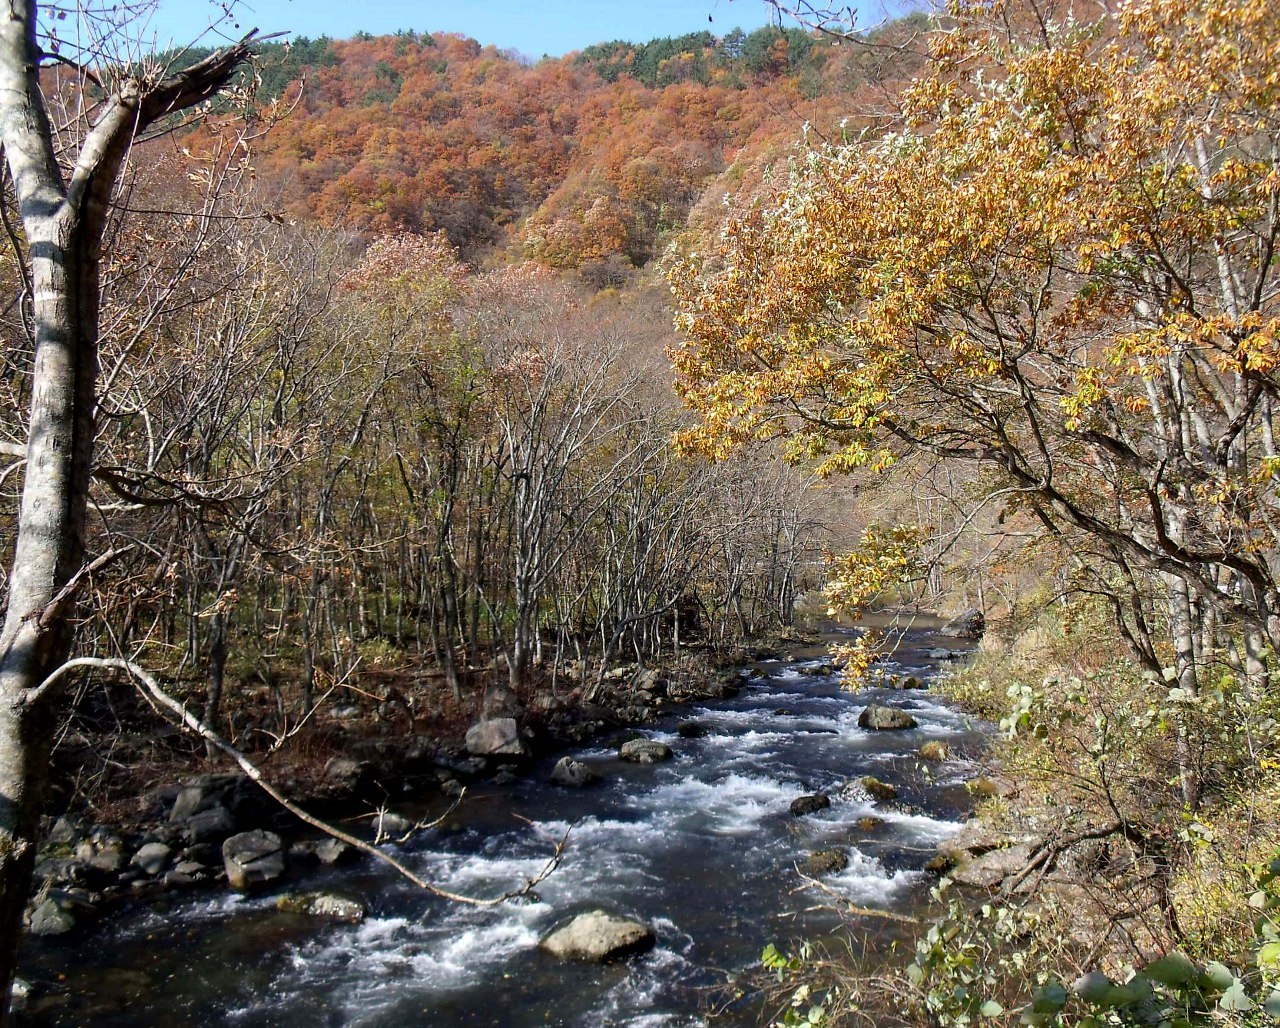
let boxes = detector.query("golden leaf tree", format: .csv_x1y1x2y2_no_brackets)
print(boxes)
671,0,1280,735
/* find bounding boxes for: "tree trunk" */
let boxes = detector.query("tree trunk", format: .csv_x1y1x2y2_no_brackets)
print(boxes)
204,611,229,759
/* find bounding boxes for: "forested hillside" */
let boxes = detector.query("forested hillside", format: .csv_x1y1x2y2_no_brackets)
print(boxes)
230,20,922,269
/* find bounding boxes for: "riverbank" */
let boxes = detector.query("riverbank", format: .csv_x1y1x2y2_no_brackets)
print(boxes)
761,603,1280,1028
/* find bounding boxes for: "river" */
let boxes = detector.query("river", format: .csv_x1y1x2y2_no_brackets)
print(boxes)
18,617,988,1027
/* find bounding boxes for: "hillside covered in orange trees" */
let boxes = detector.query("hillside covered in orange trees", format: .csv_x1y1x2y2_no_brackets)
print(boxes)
237,19,926,273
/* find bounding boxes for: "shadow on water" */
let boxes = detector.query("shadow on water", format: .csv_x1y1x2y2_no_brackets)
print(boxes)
18,614,989,1027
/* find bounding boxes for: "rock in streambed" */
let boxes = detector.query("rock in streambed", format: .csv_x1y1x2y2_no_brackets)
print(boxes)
539,910,656,962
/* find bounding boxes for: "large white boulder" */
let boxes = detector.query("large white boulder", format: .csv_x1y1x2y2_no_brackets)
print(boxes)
539,910,655,962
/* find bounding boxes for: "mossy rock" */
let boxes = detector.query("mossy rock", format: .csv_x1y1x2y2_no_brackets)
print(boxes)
275,891,365,922
919,740,951,762
790,794,831,817
860,776,898,802
800,849,849,876
966,776,1015,799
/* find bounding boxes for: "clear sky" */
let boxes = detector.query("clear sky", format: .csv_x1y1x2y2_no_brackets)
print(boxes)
140,0,827,59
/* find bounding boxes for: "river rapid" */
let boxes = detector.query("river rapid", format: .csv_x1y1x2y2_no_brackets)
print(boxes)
18,617,988,1027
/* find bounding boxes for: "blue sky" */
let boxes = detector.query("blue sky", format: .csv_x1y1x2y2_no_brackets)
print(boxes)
141,0,826,59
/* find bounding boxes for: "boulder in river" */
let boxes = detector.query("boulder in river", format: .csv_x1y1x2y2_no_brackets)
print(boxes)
800,849,849,876
539,910,656,962
222,830,285,891
550,756,602,788
940,608,985,639
619,739,672,764
860,776,898,802
790,794,831,817
676,721,708,739
464,717,528,758
276,891,366,922
858,703,918,731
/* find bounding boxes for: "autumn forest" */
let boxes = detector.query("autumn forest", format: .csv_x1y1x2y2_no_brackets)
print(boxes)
1,0,1279,1025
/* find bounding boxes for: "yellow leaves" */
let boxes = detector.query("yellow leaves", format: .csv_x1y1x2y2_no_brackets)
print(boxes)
668,0,1280,570
832,631,883,690
1061,366,1107,431
1254,457,1280,486
823,524,925,622
1235,316,1280,375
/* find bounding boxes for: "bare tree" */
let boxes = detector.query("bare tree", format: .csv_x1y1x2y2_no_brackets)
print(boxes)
0,6,256,1018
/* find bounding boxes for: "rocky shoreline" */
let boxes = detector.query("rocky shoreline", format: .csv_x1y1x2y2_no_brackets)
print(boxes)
18,644,797,948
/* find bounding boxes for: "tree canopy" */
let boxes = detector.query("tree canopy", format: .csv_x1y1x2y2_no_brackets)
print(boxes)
670,0,1280,688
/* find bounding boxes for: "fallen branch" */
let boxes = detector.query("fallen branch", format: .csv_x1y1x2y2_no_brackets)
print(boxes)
793,865,921,923
39,656,569,906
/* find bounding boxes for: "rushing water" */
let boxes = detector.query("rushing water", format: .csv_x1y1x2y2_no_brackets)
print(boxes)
18,618,988,1027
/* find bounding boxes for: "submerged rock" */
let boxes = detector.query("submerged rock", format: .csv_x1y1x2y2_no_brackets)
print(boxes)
464,717,528,758
550,756,602,788
858,704,918,731
539,910,656,962
676,721,709,739
800,849,849,876
222,830,285,891
790,794,831,817
619,739,672,764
